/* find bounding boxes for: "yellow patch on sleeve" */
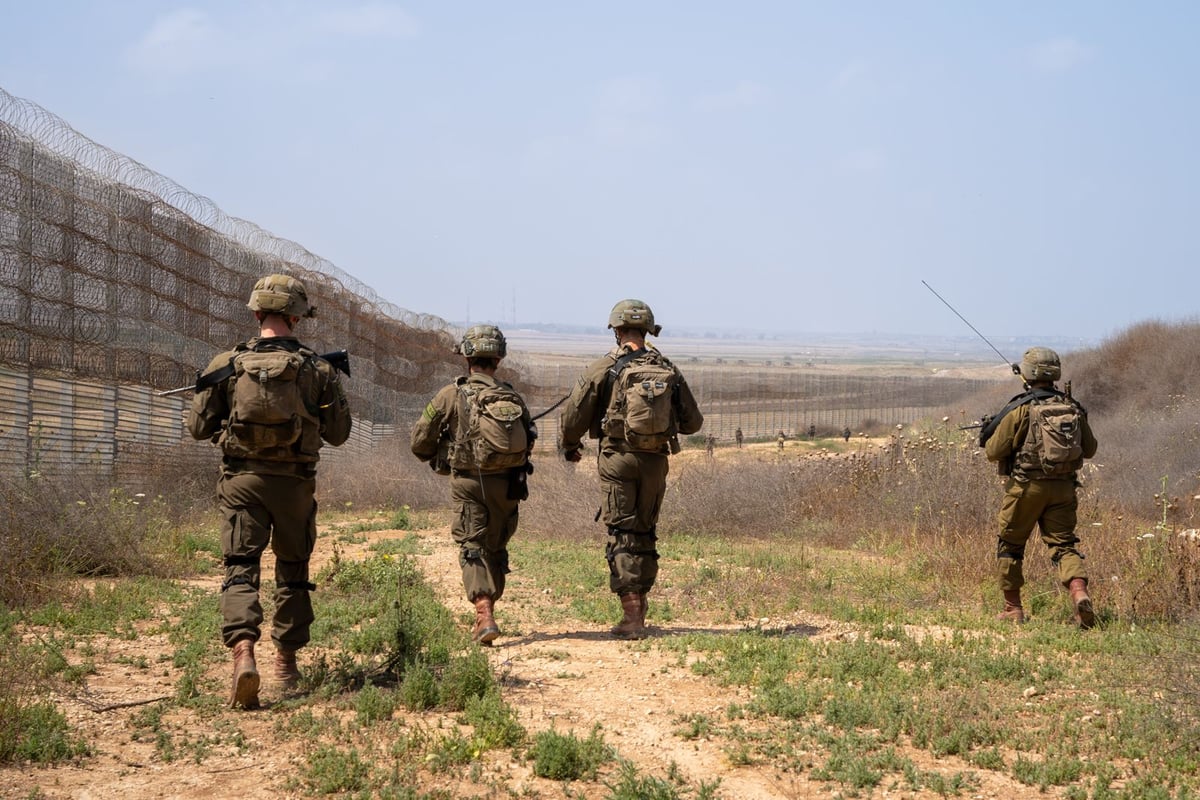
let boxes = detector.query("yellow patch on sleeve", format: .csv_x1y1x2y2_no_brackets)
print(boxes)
422,402,440,421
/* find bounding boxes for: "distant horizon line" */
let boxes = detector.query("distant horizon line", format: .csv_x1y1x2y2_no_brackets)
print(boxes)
451,320,1100,347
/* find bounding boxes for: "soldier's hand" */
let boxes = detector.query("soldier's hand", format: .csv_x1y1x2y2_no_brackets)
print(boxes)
563,447,583,463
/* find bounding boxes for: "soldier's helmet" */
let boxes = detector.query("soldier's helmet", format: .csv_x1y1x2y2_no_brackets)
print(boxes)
607,299,662,336
246,274,315,318
1019,346,1061,382
455,324,507,359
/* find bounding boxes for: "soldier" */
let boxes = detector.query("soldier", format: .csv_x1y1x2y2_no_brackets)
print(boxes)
559,300,703,639
705,434,716,458
808,423,817,440
187,274,352,709
843,426,851,442
777,430,786,452
410,325,535,645
981,347,1098,628
734,427,744,448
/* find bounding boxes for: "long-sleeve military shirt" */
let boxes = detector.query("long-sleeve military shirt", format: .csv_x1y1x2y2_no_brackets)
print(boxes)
410,372,535,472
985,396,1098,479
559,343,703,454
186,336,351,468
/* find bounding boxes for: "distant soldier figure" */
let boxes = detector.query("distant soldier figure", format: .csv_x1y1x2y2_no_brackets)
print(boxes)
808,423,817,440
705,433,716,457
843,426,851,442
777,431,786,451
980,347,1098,628
559,300,703,639
187,274,352,709
410,325,535,645
734,427,744,448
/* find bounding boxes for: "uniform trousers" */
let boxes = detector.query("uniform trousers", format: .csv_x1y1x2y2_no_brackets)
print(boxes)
218,471,317,649
996,476,1087,590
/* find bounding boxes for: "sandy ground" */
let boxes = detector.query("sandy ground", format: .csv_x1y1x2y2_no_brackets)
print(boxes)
3,481,1048,799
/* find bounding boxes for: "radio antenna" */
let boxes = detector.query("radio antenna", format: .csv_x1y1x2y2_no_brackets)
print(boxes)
921,280,1018,372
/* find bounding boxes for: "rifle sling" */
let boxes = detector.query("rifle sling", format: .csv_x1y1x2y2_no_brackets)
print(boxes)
195,359,236,393
599,349,647,416
979,388,1062,445
194,343,350,394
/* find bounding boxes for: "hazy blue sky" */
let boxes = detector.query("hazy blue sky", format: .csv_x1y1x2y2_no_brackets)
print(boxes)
3,2,1197,341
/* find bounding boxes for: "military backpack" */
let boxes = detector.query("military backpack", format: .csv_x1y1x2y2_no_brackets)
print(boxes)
601,349,680,452
449,378,529,472
220,345,321,460
1014,392,1084,477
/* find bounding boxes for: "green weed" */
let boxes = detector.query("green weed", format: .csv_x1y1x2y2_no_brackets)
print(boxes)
462,689,526,749
304,745,371,794
528,726,613,781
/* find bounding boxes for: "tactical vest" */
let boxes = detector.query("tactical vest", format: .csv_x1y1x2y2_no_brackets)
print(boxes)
448,378,529,473
1013,392,1085,479
219,344,322,462
601,349,680,452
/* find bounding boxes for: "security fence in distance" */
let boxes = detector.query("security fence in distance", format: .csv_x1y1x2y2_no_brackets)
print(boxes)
0,87,1001,480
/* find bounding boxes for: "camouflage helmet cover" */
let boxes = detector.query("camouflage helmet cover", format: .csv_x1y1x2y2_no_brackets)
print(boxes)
1019,346,1061,382
246,274,314,318
456,324,507,359
607,299,662,336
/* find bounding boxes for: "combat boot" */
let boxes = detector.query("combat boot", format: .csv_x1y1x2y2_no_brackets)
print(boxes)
274,647,302,688
610,592,646,639
230,639,260,709
996,589,1025,623
1068,578,1095,629
472,595,500,645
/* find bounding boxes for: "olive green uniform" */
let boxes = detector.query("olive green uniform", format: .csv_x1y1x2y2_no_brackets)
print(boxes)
186,336,351,649
559,343,703,595
985,399,1098,591
410,373,534,602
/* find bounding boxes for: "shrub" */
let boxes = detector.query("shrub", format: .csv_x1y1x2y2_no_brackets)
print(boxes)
528,726,613,781
0,472,200,608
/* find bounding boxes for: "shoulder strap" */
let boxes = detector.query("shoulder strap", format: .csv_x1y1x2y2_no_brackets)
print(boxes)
979,387,1066,446
600,349,646,413
195,358,236,392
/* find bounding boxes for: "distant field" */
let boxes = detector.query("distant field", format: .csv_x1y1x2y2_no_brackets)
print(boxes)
503,330,1010,446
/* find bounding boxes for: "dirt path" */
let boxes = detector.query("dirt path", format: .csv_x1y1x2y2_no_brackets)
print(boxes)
4,520,1039,800
408,526,820,800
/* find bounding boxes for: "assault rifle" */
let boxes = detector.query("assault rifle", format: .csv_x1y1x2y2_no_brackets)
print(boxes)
157,349,351,397
958,381,1074,434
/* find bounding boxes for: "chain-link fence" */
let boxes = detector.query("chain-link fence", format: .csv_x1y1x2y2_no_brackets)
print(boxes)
1,87,999,480
0,88,495,479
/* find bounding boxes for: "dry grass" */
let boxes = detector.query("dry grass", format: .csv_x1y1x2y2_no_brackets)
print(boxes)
0,472,182,607
6,320,1200,626
516,412,1200,624
320,439,447,512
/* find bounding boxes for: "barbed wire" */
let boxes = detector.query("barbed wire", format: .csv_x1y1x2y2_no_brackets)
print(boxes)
0,86,486,425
